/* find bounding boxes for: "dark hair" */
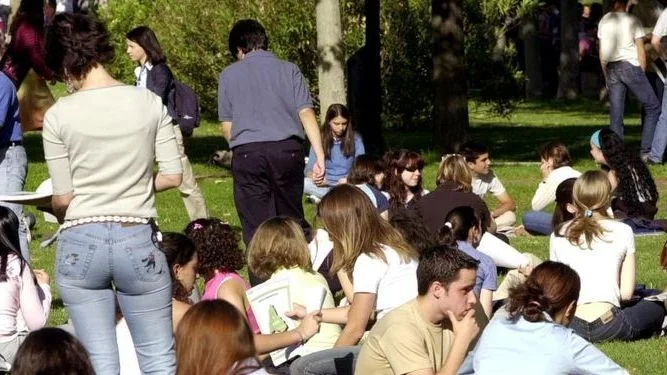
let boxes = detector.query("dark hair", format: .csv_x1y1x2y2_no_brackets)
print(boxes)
538,141,572,168
388,208,436,253
552,178,576,229
9,0,44,37
12,328,94,375
347,154,384,185
385,149,425,211
160,232,197,303
460,141,489,163
598,128,658,210
321,104,356,159
506,261,580,323
417,245,478,295
45,13,115,81
0,206,27,282
126,26,167,64
47,0,57,8
228,19,268,58
437,206,481,246
185,218,245,277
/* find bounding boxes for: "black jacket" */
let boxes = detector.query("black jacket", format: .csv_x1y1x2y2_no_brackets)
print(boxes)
146,62,174,107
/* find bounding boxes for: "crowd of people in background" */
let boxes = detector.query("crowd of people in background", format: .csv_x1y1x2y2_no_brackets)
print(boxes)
0,0,665,375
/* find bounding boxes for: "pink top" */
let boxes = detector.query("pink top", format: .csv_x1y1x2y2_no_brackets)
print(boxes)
0,255,51,342
202,270,260,334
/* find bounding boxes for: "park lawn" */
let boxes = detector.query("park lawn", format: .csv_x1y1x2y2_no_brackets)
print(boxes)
21,96,666,373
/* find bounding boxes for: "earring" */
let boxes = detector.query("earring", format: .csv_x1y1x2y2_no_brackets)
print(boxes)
65,79,76,94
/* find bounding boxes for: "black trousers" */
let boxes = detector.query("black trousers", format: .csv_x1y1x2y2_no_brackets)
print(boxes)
232,138,311,284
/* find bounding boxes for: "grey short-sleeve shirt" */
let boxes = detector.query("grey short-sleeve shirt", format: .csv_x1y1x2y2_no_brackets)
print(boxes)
218,50,313,148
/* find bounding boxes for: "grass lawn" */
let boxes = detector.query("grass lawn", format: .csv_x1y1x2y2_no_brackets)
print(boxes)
20,94,666,373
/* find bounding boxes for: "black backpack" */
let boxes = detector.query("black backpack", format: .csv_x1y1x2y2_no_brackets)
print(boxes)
169,80,201,137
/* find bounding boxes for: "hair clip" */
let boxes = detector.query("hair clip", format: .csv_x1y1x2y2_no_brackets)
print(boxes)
441,153,462,162
193,223,204,230
444,222,453,229
584,210,593,218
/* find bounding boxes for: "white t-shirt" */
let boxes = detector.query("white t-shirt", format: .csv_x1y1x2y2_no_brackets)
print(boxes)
549,219,635,307
352,245,418,320
598,12,645,66
472,171,506,198
654,8,667,42
531,166,581,211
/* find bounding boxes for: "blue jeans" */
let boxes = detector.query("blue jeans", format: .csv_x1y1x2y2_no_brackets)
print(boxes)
606,61,661,154
649,84,667,162
56,223,175,375
0,145,28,260
289,346,359,375
569,300,665,343
303,178,332,199
522,211,553,235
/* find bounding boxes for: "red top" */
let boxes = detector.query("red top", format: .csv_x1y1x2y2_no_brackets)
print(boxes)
1,22,53,87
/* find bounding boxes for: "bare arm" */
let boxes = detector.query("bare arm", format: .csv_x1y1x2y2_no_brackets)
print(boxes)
299,108,325,182
652,34,664,60
619,253,636,301
221,121,232,143
637,38,647,71
52,193,73,223
492,192,516,218
479,289,493,319
154,173,182,192
334,292,376,347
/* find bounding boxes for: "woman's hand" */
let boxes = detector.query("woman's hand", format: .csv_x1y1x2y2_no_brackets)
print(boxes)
33,269,50,285
295,311,322,341
285,303,307,320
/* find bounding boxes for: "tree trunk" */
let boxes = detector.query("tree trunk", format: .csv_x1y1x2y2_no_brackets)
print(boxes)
557,0,579,100
432,0,468,153
316,0,346,118
520,16,543,99
347,0,383,156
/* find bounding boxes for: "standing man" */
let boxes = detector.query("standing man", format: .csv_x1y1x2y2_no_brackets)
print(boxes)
218,20,325,257
647,6,667,163
598,0,661,158
461,141,517,232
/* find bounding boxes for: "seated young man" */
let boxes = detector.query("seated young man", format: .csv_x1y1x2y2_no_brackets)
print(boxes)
355,245,482,375
461,141,516,232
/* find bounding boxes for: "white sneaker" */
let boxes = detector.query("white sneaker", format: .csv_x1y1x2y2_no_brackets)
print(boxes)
306,195,321,204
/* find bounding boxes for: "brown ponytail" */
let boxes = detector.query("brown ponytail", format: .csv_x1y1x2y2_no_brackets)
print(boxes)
506,261,580,323
560,171,611,248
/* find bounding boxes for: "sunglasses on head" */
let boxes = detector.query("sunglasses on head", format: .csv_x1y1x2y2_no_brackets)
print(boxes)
404,165,423,172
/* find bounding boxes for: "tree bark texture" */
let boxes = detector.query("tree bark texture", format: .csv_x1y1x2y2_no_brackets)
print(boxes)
557,0,580,99
316,0,346,118
432,0,468,153
520,16,543,99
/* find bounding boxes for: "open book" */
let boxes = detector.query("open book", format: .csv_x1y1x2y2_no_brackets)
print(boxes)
246,276,326,366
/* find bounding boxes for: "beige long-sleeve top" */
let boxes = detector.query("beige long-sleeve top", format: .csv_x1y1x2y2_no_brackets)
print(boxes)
42,85,182,220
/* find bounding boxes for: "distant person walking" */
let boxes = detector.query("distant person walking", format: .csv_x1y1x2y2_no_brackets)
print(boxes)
126,26,208,220
218,20,325,264
598,0,660,158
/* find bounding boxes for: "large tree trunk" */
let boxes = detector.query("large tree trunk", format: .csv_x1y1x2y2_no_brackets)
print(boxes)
316,0,346,117
347,0,383,155
557,0,580,99
520,16,543,99
432,0,468,153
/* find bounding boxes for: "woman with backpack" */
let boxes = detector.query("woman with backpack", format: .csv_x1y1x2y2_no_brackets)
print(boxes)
126,26,208,221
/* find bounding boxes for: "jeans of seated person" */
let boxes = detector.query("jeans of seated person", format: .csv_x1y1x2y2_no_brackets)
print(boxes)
0,145,29,261
522,211,553,235
606,61,660,154
57,223,175,375
289,346,360,375
569,300,666,343
303,178,332,199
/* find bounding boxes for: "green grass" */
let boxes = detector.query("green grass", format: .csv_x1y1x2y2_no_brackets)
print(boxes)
23,94,666,373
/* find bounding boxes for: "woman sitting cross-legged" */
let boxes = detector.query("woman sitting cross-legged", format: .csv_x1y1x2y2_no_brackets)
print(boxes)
550,170,666,342
304,103,365,203
466,261,628,375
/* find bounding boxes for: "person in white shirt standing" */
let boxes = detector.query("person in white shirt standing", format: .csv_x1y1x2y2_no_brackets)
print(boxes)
461,141,516,233
647,6,667,163
598,0,660,159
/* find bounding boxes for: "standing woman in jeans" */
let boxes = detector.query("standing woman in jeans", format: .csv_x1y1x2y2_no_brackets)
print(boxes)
42,13,182,375
126,26,208,221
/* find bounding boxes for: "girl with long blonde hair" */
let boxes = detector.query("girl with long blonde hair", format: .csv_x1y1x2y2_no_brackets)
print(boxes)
550,170,666,342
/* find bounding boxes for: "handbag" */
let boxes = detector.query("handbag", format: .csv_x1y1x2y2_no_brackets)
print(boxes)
17,69,55,132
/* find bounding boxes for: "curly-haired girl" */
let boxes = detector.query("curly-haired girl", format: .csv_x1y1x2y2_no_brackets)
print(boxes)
185,218,321,356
